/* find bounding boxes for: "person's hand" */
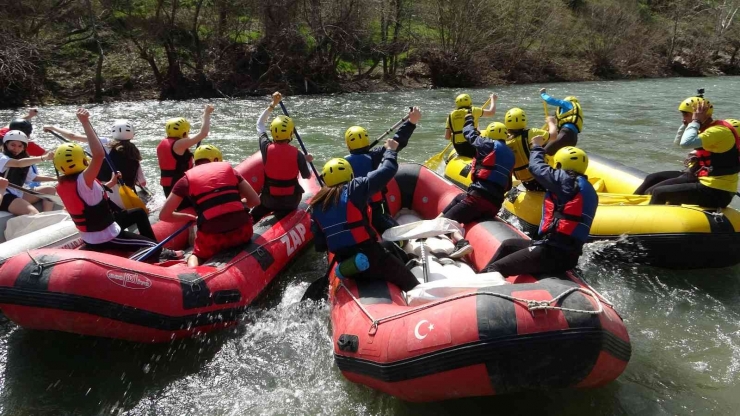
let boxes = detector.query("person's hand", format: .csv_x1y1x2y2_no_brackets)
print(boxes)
76,108,90,123
271,92,282,107
408,106,422,124
42,126,55,133
204,104,215,116
0,177,8,193
111,171,122,181
27,108,38,118
490,93,498,101
531,135,545,147
692,101,711,124
43,151,54,161
539,88,546,94
385,138,399,151
547,116,557,124
305,153,314,163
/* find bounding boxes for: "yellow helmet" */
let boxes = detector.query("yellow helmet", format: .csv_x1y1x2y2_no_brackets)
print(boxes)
321,158,354,187
678,96,713,117
505,108,527,130
725,119,739,129
165,117,191,139
194,144,222,163
344,126,370,150
485,122,508,140
554,146,588,174
270,115,294,141
54,143,88,175
455,94,472,109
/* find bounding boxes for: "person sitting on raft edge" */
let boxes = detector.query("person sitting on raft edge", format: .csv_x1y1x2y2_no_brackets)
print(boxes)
440,110,514,259
159,144,260,267
344,106,422,236
483,141,597,278
251,92,313,223
310,141,419,292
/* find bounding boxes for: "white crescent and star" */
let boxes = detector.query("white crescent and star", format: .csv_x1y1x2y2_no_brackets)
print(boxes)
414,320,435,340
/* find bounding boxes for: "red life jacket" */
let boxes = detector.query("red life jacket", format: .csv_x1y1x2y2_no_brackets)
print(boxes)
263,142,299,197
57,174,116,233
185,162,246,224
539,176,597,251
694,120,740,177
157,137,193,187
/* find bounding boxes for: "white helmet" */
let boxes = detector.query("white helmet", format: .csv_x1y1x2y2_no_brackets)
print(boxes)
110,119,134,141
3,130,29,144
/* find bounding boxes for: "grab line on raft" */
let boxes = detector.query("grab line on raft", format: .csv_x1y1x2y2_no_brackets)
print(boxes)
337,282,604,335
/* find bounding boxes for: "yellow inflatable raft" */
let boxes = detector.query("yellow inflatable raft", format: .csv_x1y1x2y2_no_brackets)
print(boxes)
443,152,740,269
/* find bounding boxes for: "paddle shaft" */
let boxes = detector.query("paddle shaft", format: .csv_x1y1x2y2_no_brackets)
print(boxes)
368,115,410,149
277,101,323,186
6,182,63,205
134,221,192,262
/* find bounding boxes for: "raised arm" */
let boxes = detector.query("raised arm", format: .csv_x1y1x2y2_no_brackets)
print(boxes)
173,105,214,154
540,88,573,111
391,107,421,151
482,94,497,117
257,92,282,135
77,109,106,188
43,126,89,142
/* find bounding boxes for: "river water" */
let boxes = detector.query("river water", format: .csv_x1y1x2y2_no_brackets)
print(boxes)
1,77,739,415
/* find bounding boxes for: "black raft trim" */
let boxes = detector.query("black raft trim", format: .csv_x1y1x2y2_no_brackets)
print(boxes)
0,287,244,331
334,328,631,383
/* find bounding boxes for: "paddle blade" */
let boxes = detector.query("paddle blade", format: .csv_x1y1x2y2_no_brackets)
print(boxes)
301,275,330,302
27,142,46,157
119,184,148,213
424,142,453,171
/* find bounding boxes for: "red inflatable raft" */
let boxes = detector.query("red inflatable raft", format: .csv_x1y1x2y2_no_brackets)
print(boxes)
329,164,631,401
0,152,319,343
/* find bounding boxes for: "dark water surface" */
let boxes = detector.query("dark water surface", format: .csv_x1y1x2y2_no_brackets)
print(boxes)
0,77,739,415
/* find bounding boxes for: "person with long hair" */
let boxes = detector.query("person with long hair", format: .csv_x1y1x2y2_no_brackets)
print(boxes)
310,140,418,291
0,130,56,215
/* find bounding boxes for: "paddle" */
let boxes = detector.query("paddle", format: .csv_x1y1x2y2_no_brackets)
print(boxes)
131,221,192,262
425,97,493,170
6,183,64,205
47,129,153,197
368,114,410,149
301,256,339,302
278,101,324,186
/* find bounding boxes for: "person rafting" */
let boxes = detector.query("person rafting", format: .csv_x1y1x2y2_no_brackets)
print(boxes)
159,144,260,267
310,143,419,292
504,107,557,191
441,118,514,258
483,144,597,277
55,109,178,260
157,105,214,197
539,88,583,155
635,97,738,208
0,109,47,157
44,119,147,210
0,130,57,215
445,93,497,158
344,106,422,235
251,92,313,223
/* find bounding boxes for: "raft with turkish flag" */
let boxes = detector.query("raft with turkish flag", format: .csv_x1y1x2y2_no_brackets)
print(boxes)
0,152,318,343
328,164,631,401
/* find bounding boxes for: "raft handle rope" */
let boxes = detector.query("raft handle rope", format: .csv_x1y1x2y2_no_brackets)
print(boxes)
337,281,604,335
21,210,310,284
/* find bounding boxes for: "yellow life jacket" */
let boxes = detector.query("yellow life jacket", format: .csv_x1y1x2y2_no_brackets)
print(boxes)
447,107,483,144
506,128,549,183
556,101,584,132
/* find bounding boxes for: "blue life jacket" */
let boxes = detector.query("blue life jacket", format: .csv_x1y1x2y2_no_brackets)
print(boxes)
311,186,375,252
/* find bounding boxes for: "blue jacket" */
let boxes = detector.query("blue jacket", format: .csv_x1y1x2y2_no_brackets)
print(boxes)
312,149,399,252
462,114,514,198
345,120,416,176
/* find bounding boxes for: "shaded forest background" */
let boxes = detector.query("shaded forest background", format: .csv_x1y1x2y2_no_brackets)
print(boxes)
1,0,739,107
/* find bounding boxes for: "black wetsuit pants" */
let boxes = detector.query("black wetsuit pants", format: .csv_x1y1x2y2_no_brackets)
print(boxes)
483,238,580,277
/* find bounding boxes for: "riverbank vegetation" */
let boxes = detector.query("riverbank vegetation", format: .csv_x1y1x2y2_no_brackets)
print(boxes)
1,0,739,107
